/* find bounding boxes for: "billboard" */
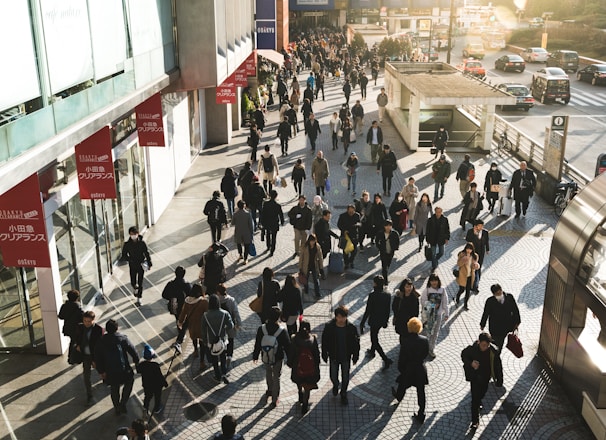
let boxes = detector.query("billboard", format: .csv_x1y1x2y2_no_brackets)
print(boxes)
75,126,117,200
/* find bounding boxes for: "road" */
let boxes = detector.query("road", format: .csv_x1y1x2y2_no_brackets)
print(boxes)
446,43,606,178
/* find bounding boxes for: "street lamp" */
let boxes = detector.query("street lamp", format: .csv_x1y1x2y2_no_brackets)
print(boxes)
447,0,455,64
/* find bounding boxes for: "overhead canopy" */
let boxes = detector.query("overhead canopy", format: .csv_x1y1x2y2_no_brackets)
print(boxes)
257,49,284,67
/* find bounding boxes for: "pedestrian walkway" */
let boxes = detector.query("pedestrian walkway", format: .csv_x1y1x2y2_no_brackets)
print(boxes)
0,69,593,440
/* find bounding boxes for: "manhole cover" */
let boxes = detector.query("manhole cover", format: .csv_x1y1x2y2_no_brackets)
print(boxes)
184,402,218,422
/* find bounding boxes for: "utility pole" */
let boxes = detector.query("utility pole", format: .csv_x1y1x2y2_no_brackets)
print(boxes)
447,0,455,64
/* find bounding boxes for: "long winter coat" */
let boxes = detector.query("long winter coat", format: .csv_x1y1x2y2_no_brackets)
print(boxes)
413,201,432,235
231,208,254,245
311,157,330,187
299,243,324,274
178,296,208,341
288,333,321,387
456,251,479,287
397,333,429,388
402,183,419,220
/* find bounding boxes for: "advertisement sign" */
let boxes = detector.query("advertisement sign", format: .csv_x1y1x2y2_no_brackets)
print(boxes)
75,126,117,200
234,69,249,87
216,76,236,104
135,93,165,147
0,174,51,268
245,51,257,75
256,20,277,50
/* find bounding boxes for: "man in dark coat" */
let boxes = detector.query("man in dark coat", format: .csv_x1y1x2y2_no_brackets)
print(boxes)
509,160,536,219
95,319,139,415
252,105,265,131
288,195,313,258
277,116,291,156
260,190,285,256
303,83,314,103
360,276,393,370
375,220,400,284
366,121,384,164
461,332,503,429
337,204,361,269
203,191,228,243
376,144,397,197
342,79,352,104
199,242,229,295
246,177,267,231
480,284,521,351
322,305,360,405
426,207,450,272
74,310,104,404
351,100,365,136
304,113,321,153
121,226,152,306
466,219,490,292
391,317,428,424
237,162,254,200
162,266,191,348
432,125,449,157
315,209,339,259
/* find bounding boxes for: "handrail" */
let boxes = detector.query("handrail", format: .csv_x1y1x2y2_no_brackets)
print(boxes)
461,129,481,149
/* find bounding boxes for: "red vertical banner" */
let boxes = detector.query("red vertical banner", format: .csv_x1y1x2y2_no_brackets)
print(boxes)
245,51,257,76
216,76,237,104
75,126,117,200
234,68,249,87
0,174,51,267
135,93,165,146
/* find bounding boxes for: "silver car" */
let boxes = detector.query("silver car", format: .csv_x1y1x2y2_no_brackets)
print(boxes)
521,47,549,63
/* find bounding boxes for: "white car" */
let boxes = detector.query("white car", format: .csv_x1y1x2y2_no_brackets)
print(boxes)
520,47,549,63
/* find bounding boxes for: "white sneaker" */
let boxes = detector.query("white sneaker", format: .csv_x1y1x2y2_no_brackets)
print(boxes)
136,299,141,307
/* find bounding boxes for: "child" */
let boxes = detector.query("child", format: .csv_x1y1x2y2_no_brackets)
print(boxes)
292,159,306,197
136,344,168,415
214,414,244,440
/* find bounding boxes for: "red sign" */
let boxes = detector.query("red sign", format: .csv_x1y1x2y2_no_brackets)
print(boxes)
0,174,51,267
75,127,117,200
135,93,165,147
216,76,237,104
234,69,249,87
245,51,257,75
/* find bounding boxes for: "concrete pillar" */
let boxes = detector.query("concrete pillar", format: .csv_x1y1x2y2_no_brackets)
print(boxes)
409,95,420,151
204,89,233,145
478,104,495,152
231,89,242,130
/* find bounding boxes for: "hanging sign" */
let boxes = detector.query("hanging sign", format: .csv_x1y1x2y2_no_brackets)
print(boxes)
75,126,117,200
135,93,165,146
216,76,237,104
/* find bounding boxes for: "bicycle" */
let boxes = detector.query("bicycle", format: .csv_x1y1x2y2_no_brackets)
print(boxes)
497,131,513,156
554,181,579,217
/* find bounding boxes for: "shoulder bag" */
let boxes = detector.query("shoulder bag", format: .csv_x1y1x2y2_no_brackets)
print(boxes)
249,281,264,314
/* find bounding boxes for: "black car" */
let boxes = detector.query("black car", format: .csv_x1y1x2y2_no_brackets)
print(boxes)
576,64,606,86
496,83,534,111
494,55,526,72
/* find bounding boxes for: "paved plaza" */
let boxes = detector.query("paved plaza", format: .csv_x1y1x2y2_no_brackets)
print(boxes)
0,70,594,439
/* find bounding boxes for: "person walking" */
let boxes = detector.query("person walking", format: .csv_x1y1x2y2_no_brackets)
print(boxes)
136,344,168,416
288,195,313,258
280,274,304,336
420,274,449,358
459,182,484,231
466,219,489,292
342,79,352,104
304,113,321,153
461,332,503,429
375,220,400,284
322,305,360,406
431,155,451,202
376,144,397,197
232,200,254,264
337,204,362,270
413,193,433,253
402,177,419,229
432,125,449,158
455,242,480,311
391,317,429,424
288,320,320,414
426,207,450,272
253,306,290,408
258,145,279,194
204,191,228,244
94,319,139,415
359,72,369,100
484,162,504,213
202,294,234,384
252,105,266,132
220,168,238,220
355,191,373,249
74,310,104,405
291,159,306,197
178,284,209,369
456,154,475,200
286,102,299,137
246,176,267,232
351,100,365,136
376,87,388,123
392,278,420,344
58,289,83,363
301,97,313,126
260,190,284,256
480,284,521,351
299,234,324,298
257,267,282,324
311,151,330,196
345,152,360,196
360,275,394,370
315,71,325,101
310,195,328,233
162,266,191,350
389,192,408,235
366,120,383,164
277,116,291,156
121,227,152,306
315,209,339,260
237,161,254,202
216,284,241,370
509,160,536,219
248,123,262,163
341,118,353,155
329,112,342,151
368,193,389,245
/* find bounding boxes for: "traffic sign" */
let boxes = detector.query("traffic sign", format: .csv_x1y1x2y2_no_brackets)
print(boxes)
551,115,567,131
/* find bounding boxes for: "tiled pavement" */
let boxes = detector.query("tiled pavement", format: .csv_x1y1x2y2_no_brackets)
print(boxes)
0,70,594,440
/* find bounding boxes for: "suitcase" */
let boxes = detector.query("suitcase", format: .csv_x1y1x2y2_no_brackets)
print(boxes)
329,251,344,273
498,196,512,217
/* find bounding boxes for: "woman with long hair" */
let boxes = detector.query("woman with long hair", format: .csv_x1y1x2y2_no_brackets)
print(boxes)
280,274,304,336
177,284,209,369
298,234,324,299
413,193,433,252
257,267,282,323
456,242,480,311
288,320,320,414
392,278,420,343
420,274,449,359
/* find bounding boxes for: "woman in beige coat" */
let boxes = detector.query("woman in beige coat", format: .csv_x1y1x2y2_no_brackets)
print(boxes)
402,177,419,229
298,234,324,299
455,242,479,311
178,284,209,368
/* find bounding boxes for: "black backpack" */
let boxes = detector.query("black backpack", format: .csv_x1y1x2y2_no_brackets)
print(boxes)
262,155,274,173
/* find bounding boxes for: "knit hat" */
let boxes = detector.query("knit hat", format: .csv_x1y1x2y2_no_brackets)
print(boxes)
143,344,156,360
313,195,322,205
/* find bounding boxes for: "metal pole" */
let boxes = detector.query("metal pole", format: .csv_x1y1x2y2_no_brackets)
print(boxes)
447,0,455,64
20,267,36,348
90,202,106,304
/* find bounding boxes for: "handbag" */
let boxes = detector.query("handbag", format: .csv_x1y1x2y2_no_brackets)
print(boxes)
424,245,433,262
349,131,357,143
337,129,343,138
249,295,263,314
490,184,501,193
506,331,524,358
431,170,437,179
453,267,460,278
398,209,408,231
248,242,257,257
280,177,287,188
430,147,438,155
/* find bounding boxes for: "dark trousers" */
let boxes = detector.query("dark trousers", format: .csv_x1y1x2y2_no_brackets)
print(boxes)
304,268,321,297
280,136,288,155
382,175,392,193
290,123,298,137
456,276,473,307
395,383,426,415
143,386,163,411
369,326,388,362
266,229,278,253
293,180,303,196
380,252,394,282
210,351,227,379
82,354,93,398
316,185,325,196
471,379,489,423
360,85,367,98
263,179,273,194
332,131,339,150
309,136,317,151
515,196,530,215
176,318,188,344
110,375,134,410
330,358,351,395
236,243,250,260
129,264,144,297
417,233,426,249
250,145,258,162
209,222,222,243
344,93,350,104
492,332,507,352
315,85,325,100
227,337,235,357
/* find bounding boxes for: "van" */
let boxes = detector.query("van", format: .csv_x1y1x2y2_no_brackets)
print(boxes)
546,50,579,73
531,74,570,104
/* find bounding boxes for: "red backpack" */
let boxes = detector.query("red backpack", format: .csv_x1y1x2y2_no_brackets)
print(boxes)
467,165,475,182
296,346,315,377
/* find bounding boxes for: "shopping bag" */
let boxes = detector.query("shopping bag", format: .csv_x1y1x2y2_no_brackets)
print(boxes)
325,178,331,192
506,331,523,358
430,147,438,155
424,245,433,262
344,233,355,255
399,209,408,231
349,131,356,143
280,177,287,188
298,271,308,286
249,295,263,313
248,242,257,257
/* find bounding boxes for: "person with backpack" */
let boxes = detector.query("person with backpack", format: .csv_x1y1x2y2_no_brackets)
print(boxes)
257,145,279,194
94,319,139,415
58,289,83,364
162,266,191,351
253,306,290,408
201,294,234,384
360,275,394,371
322,305,360,405
136,344,168,416
217,284,242,370
204,191,228,244
177,284,208,370
456,154,475,200
121,226,152,306
287,320,320,414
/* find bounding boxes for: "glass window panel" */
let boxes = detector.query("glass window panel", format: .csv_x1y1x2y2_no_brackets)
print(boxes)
53,205,76,288
0,126,8,163
86,80,116,113
103,198,123,265
6,106,56,157
579,223,606,303
53,91,90,132
115,153,137,237
127,0,163,56
76,247,99,304
132,147,148,229
88,0,128,80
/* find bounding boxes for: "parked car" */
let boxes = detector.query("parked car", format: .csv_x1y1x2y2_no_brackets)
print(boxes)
497,83,535,111
546,50,579,73
462,42,485,60
495,55,526,72
458,58,486,79
576,64,606,86
520,47,549,63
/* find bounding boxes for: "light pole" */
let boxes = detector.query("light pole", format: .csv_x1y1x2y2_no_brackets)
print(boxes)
447,0,455,64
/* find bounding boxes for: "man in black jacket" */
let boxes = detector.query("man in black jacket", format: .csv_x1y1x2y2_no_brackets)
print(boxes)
74,310,104,405
509,160,536,219
121,226,152,306
375,220,400,284
322,305,360,405
465,220,490,292
276,116,291,156
288,195,313,258
315,209,339,259
204,191,228,243
260,190,285,256
351,100,365,136
376,144,397,197
246,177,267,232
304,113,321,153
366,121,383,164
337,204,361,269
456,154,475,200
426,207,450,272
480,284,521,351
162,266,191,349
95,319,139,415
360,276,393,371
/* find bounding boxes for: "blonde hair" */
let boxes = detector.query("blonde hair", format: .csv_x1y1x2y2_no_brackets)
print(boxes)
407,317,423,334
